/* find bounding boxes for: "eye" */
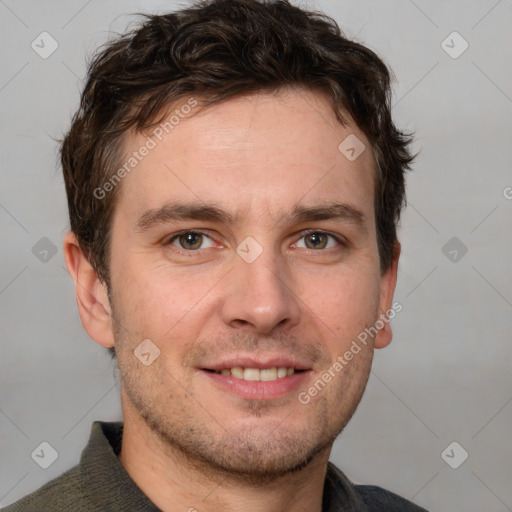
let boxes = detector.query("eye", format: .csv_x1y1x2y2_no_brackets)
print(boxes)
164,229,345,256
293,230,344,251
166,231,215,252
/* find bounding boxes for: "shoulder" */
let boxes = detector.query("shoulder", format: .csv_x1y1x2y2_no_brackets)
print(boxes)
1,465,92,512
325,462,429,511
353,484,430,511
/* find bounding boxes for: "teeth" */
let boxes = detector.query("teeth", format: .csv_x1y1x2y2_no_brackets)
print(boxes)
216,366,296,381
231,367,244,379
260,368,278,381
277,367,288,378
244,368,260,381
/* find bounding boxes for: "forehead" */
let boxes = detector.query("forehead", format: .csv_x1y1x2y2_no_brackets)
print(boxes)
114,88,376,227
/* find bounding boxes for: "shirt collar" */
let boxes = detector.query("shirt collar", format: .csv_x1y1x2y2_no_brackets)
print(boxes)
80,421,161,511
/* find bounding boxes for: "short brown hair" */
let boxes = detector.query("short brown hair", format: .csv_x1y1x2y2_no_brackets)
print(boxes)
61,0,415,288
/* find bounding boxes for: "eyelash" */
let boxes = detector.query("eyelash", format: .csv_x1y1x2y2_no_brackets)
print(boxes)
164,229,347,256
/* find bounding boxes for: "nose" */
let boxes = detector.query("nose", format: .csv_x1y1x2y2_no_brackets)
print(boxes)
220,247,301,334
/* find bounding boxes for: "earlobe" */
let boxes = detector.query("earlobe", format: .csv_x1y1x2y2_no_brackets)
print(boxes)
63,231,115,348
374,242,401,349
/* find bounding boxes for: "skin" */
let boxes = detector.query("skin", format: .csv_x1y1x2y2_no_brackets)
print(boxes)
64,87,400,512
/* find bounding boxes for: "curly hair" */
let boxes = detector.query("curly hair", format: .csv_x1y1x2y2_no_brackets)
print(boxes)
61,0,415,289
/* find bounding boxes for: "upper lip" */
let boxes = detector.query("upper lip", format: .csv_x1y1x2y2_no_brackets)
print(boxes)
201,354,312,371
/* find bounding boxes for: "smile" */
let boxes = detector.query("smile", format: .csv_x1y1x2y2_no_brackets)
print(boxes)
201,367,310,400
205,367,304,381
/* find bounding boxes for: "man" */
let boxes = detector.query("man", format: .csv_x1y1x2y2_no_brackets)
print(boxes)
4,0,427,510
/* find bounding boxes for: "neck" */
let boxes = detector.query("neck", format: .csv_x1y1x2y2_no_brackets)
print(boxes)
118,396,331,512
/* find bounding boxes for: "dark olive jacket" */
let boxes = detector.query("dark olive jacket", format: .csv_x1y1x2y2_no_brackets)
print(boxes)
3,422,429,512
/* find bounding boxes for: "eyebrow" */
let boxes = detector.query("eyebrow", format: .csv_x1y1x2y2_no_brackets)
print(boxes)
136,201,367,232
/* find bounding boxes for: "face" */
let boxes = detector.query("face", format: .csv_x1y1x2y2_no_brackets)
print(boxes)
103,88,398,479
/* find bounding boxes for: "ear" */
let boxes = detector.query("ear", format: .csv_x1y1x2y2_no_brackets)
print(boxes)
63,231,114,348
374,242,400,349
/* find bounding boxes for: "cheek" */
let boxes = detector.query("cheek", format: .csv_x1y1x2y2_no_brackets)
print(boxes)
113,260,220,343
300,267,381,339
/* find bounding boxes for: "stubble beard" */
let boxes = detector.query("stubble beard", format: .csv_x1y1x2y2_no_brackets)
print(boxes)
117,351,372,485
111,302,374,485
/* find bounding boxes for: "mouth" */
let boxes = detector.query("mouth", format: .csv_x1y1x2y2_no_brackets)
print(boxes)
198,354,313,400
202,366,305,382
200,364,311,401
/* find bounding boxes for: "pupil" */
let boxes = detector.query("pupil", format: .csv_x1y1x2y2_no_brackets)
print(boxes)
307,233,326,249
182,233,201,249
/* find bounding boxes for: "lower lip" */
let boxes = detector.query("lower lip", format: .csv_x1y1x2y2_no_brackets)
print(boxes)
200,370,311,400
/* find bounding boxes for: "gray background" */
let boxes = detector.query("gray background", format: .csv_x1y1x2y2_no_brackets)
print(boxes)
1,0,511,510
